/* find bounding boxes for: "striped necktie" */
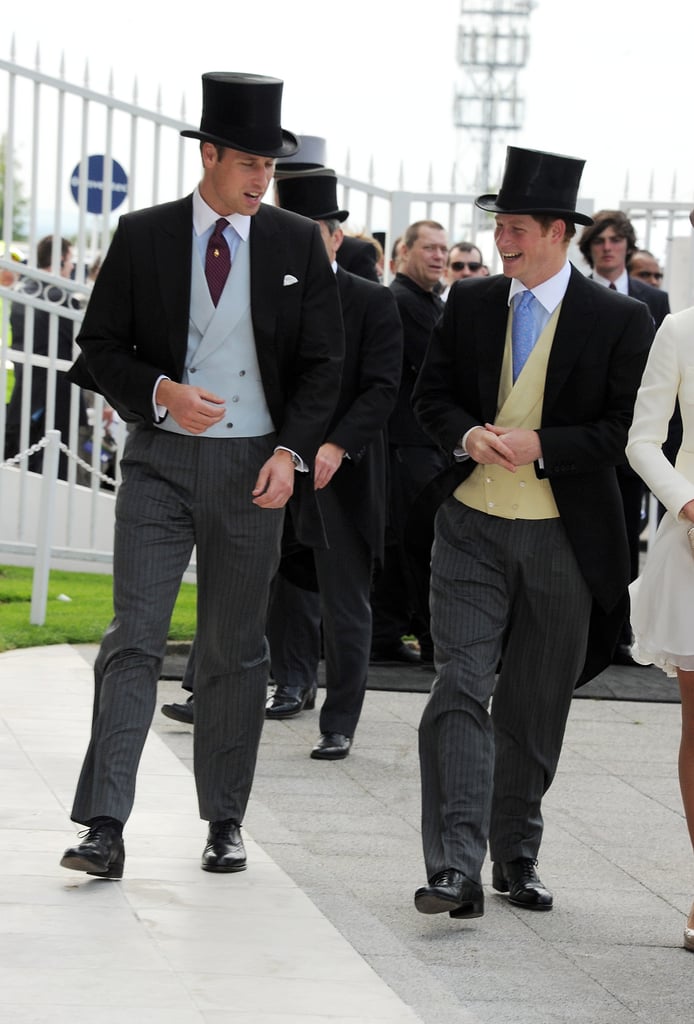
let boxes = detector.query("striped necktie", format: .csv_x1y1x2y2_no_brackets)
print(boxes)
511,290,538,382
205,218,231,306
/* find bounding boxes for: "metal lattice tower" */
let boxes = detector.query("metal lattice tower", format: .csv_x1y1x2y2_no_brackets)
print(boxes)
454,0,535,193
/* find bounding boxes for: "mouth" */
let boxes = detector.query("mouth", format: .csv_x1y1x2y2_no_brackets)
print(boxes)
501,251,522,262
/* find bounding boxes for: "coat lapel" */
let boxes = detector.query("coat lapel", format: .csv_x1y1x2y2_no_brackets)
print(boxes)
477,278,512,420
542,266,597,415
249,205,282,348
154,195,194,376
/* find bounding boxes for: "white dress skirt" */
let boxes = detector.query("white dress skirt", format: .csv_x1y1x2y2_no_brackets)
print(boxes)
630,512,694,677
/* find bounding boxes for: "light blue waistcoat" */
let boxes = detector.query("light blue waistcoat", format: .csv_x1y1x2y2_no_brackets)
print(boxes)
157,232,275,438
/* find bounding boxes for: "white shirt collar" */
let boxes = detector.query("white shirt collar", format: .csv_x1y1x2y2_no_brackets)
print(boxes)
593,267,629,294
507,260,571,314
192,188,251,241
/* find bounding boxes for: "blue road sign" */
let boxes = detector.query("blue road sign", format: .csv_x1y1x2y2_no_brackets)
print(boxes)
69,155,128,214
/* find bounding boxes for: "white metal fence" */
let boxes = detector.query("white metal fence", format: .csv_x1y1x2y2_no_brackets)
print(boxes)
2,47,694,595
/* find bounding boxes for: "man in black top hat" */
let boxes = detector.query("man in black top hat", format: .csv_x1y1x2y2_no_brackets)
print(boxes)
59,72,344,879
273,135,381,283
411,147,653,921
265,170,403,759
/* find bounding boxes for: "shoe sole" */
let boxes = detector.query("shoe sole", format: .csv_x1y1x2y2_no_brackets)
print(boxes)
160,706,194,725
310,748,350,760
414,892,484,917
201,862,247,873
60,853,124,879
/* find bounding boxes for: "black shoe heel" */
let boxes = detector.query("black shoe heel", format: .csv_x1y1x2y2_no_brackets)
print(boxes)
449,896,484,919
305,684,317,710
88,841,125,879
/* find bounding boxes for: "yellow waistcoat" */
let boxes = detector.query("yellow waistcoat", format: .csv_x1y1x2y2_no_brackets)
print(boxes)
454,302,563,520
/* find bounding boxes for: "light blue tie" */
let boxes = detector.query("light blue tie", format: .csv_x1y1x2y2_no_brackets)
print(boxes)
512,290,538,383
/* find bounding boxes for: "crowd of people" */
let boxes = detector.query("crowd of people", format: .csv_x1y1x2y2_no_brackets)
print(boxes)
7,69,686,949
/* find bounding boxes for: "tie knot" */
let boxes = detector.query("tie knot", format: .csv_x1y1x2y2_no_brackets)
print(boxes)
212,217,228,238
515,289,535,310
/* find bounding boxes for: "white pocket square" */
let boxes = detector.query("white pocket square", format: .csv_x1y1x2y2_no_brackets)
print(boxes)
283,274,298,286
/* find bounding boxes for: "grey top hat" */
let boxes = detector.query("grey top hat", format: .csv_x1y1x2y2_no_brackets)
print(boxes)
476,147,593,226
276,170,349,222
275,135,327,176
181,72,298,158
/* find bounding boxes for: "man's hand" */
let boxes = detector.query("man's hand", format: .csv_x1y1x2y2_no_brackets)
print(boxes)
314,442,345,490
156,380,225,434
465,425,517,472
483,423,542,467
252,450,295,508
681,499,694,524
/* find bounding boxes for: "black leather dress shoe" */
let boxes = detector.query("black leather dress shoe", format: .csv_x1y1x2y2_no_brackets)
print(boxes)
265,682,317,719
414,868,484,918
370,642,420,665
60,818,125,878
492,858,553,910
161,694,194,724
310,732,352,760
201,819,247,872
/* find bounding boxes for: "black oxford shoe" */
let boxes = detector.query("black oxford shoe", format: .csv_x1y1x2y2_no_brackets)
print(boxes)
60,818,125,879
161,694,194,724
414,868,484,918
492,857,553,910
265,682,317,719
201,819,247,873
310,732,352,760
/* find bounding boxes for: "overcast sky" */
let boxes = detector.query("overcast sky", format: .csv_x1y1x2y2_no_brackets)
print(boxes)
6,1,693,227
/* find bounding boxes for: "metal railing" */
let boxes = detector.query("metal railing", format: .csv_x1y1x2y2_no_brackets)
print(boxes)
2,46,694,585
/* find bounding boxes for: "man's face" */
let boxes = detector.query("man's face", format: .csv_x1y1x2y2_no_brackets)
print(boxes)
60,247,75,279
590,226,628,279
630,252,663,288
494,214,566,288
200,144,276,216
401,226,448,291
446,246,485,283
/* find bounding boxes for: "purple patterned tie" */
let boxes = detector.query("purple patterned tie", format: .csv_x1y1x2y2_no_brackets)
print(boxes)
205,218,231,306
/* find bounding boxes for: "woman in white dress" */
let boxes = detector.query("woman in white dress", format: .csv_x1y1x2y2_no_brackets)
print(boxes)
627,286,694,952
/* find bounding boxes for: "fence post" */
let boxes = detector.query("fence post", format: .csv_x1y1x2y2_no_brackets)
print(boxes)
30,430,60,625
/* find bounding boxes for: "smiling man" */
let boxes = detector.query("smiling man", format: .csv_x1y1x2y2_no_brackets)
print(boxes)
60,72,344,880
410,147,654,923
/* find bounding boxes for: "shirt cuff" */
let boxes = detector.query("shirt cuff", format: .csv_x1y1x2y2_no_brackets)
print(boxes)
274,446,308,472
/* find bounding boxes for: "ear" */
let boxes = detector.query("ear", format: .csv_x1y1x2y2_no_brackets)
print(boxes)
201,142,218,167
333,227,345,253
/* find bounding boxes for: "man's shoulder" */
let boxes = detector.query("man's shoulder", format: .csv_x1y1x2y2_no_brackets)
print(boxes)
253,202,316,237
119,194,192,228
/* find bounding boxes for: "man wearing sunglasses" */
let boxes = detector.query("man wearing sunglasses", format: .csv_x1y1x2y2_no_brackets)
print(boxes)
441,241,488,301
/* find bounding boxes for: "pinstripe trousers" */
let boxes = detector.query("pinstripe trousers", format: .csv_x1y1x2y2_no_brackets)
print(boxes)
418,498,592,883
71,427,283,827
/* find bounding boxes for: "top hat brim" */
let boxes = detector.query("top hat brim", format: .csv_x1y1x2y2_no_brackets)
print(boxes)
181,128,299,159
476,194,593,226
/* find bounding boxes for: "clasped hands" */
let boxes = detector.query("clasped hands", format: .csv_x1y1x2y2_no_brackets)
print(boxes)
466,423,542,472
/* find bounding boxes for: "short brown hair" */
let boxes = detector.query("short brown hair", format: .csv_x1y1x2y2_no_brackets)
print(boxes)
36,235,72,270
403,220,445,249
578,210,637,268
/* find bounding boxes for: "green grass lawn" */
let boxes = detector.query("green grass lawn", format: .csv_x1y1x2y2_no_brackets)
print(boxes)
0,565,196,653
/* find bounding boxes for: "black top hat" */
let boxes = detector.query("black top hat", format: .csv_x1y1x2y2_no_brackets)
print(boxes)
181,72,298,158
276,170,349,222
476,147,593,226
275,135,327,176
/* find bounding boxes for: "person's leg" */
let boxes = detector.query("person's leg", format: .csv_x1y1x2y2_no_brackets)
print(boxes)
418,501,507,884
315,486,372,740
192,435,283,825
71,429,196,826
489,520,591,863
677,670,694,851
677,669,694,947
266,572,321,698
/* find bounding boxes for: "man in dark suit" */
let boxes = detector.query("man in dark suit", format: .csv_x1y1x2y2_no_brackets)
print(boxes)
370,220,450,666
411,148,653,921
273,135,381,283
264,170,402,759
59,73,344,879
578,210,671,663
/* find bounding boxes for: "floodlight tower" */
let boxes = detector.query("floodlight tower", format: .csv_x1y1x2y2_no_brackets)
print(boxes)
454,0,535,193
